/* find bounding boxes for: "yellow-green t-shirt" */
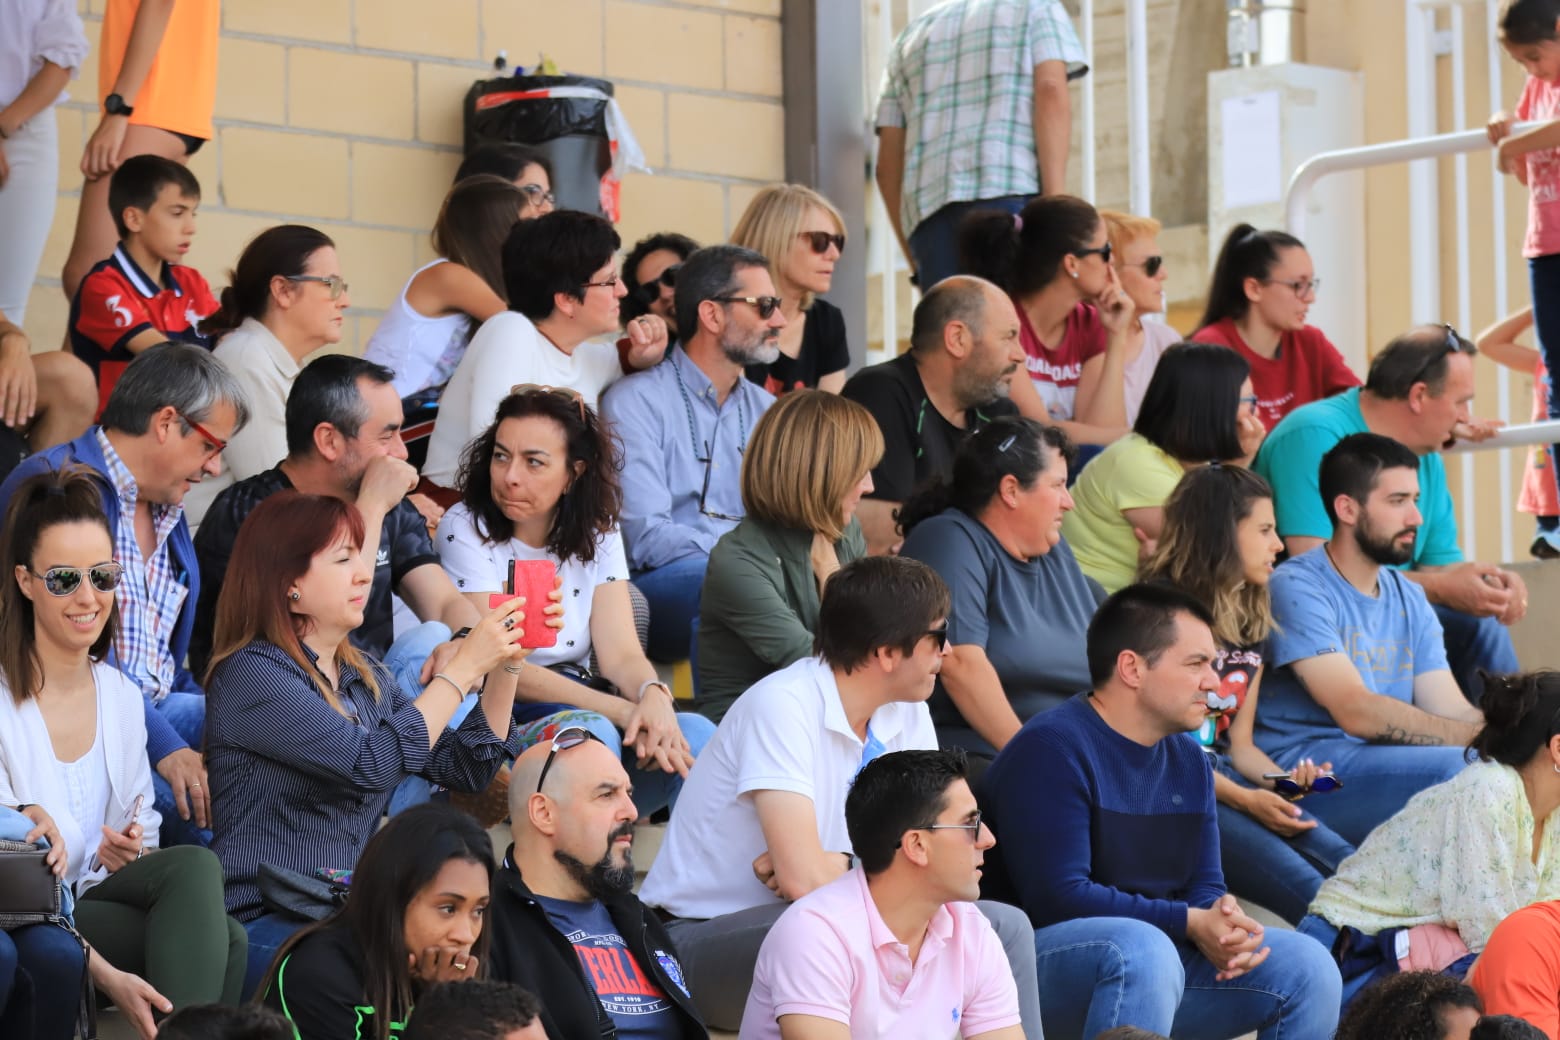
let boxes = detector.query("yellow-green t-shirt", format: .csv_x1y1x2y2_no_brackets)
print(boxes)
1060,433,1185,592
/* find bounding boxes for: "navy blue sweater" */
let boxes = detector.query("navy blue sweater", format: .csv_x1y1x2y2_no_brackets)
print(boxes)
982,693,1224,938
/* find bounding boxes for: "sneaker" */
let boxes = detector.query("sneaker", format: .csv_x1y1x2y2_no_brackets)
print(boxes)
1531,529,1560,560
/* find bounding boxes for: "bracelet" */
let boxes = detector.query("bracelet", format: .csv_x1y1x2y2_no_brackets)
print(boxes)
503,660,525,675
451,627,472,640
431,672,466,697
637,679,673,703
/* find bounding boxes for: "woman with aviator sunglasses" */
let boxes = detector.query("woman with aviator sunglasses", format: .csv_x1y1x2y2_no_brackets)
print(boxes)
731,184,853,395
1191,223,1361,431
0,467,245,1037
1100,209,1181,424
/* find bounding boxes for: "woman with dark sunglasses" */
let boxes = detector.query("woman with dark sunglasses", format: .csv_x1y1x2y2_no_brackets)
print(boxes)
731,184,853,395
621,231,699,336
1191,223,1361,431
0,467,245,1038
1100,209,1180,424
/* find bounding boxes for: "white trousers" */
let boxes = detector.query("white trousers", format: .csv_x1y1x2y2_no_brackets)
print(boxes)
0,106,61,325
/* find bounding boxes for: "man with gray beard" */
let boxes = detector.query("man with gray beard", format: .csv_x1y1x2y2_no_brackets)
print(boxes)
843,275,1025,554
602,244,781,662
486,728,709,1040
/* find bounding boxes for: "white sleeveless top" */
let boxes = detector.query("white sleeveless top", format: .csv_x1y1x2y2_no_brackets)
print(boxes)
363,259,476,398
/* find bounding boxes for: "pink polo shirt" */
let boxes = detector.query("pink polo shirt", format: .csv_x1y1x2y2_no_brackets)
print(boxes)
1517,74,1560,259
739,869,1020,1040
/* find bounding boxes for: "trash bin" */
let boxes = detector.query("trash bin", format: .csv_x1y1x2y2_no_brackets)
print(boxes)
463,73,647,221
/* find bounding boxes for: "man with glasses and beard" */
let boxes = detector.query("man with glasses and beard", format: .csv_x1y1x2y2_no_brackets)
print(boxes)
487,727,708,1040
1255,433,1483,846
602,244,781,663
843,276,1024,555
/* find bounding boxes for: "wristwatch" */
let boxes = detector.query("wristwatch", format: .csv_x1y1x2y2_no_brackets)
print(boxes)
104,93,134,117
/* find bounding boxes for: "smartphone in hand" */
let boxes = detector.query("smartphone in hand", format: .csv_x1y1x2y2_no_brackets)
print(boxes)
88,794,144,872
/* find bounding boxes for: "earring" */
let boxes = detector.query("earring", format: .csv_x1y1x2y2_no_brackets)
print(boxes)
1553,762,1560,775
1070,270,1079,279
289,590,300,601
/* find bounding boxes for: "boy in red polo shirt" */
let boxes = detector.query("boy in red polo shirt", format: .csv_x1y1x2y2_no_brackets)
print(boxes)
69,155,218,415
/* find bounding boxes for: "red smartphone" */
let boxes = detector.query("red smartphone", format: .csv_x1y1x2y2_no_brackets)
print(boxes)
489,559,557,649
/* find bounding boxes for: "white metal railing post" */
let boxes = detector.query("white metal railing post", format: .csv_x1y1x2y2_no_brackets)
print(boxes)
1450,5,1479,559
1081,0,1096,202
1487,0,1517,564
1405,0,1442,326
1126,0,1151,214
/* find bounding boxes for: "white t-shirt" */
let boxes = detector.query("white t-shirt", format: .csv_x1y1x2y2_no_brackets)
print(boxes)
1123,318,1180,426
638,656,936,919
421,311,623,486
434,501,629,671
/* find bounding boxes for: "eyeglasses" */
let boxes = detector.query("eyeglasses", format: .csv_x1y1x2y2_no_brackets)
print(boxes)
581,275,623,292
510,382,588,422
697,440,744,523
1405,323,1466,389
536,726,606,794
1263,277,1320,299
179,412,228,458
30,562,124,597
798,230,846,256
634,264,680,306
923,623,949,652
1238,394,1259,410
713,295,782,320
1074,242,1113,263
1269,773,1343,801
1123,255,1164,277
895,810,983,848
287,274,349,300
518,183,556,210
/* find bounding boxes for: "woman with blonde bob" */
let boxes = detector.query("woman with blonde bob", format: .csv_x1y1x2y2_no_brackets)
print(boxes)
1099,209,1179,424
695,389,883,720
731,183,851,395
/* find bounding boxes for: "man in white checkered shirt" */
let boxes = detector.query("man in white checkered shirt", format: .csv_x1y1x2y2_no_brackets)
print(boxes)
876,0,1089,290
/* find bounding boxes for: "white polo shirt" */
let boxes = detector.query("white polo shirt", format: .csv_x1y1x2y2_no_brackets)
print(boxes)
639,656,936,920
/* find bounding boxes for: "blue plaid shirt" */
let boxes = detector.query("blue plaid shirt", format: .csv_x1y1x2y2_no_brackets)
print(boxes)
876,0,1088,234
96,430,188,702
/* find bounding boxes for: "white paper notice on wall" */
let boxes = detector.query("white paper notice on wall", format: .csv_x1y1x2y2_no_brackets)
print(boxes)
1220,91,1284,210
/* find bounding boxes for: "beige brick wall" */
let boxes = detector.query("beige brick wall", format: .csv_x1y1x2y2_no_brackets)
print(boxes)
25,0,785,354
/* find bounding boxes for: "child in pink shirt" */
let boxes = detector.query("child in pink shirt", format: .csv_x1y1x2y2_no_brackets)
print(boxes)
1475,307,1560,557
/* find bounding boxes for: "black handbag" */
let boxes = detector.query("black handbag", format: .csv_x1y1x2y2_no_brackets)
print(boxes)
257,864,350,922
0,839,96,1039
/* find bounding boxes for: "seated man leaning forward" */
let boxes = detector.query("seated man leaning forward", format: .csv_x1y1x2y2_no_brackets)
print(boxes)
740,748,1023,1040
1253,323,1522,703
982,582,1342,1040
1255,432,1481,846
638,556,1041,1037
486,724,708,1039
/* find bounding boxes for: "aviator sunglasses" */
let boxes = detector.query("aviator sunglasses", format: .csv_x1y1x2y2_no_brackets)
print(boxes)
30,562,125,597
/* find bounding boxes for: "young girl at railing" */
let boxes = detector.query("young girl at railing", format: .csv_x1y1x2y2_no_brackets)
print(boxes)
1473,307,1560,558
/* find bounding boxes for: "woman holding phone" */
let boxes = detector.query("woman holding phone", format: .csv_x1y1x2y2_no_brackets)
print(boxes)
0,467,244,1038
436,387,714,817
203,491,540,995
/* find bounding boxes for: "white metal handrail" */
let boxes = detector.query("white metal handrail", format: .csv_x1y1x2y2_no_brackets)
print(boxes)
1448,420,1560,454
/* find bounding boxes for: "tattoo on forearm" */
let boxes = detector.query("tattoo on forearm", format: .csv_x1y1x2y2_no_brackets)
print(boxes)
1374,726,1446,746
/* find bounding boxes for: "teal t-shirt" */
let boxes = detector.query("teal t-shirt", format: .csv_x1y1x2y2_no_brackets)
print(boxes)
1252,388,1462,568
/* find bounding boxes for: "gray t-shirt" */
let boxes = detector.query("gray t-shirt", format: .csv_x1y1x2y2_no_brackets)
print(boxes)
901,509,1102,731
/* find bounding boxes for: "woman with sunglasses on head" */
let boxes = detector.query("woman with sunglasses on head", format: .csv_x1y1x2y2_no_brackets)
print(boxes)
1297,670,1560,1008
0,467,245,1038
188,225,349,527
959,194,1137,448
1191,224,1360,431
897,417,1102,766
261,803,494,1040
696,389,882,722
437,388,715,816
203,491,537,995
1061,342,1268,594
1100,209,1180,424
1138,464,1354,925
621,231,699,341
731,183,852,395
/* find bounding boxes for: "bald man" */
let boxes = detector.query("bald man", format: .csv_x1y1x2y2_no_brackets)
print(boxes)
485,733,708,1040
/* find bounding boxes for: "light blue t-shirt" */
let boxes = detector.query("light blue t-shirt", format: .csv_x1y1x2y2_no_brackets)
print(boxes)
1252,388,1463,568
1254,546,1450,762
534,894,680,1040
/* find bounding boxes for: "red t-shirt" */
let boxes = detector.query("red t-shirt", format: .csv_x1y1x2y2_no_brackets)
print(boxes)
1015,300,1107,421
1189,318,1360,430
69,246,219,416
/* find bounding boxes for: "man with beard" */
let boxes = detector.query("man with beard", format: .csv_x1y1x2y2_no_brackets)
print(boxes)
602,244,781,662
1255,324,1523,703
1255,432,1483,846
639,556,1042,1037
191,354,481,713
487,727,708,1040
842,276,1025,554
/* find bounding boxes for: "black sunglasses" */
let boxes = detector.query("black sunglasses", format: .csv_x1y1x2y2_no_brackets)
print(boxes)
30,562,124,597
1264,772,1343,801
697,439,744,523
1074,242,1113,263
634,264,680,305
1124,255,1163,277
712,295,782,320
924,623,949,652
536,726,607,794
799,230,846,255
1406,323,1466,389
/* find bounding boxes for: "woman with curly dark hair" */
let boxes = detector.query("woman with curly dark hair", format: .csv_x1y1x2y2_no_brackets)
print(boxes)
1335,971,1482,1040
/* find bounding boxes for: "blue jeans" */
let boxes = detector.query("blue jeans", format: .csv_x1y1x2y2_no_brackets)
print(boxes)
1214,756,1356,925
384,622,456,815
515,708,717,816
1262,739,1468,846
907,194,1031,290
1033,915,1341,1039
0,924,84,1040
631,555,707,663
1431,603,1520,706
241,912,307,1000
1530,254,1560,507
151,691,211,848
1296,914,1386,1010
